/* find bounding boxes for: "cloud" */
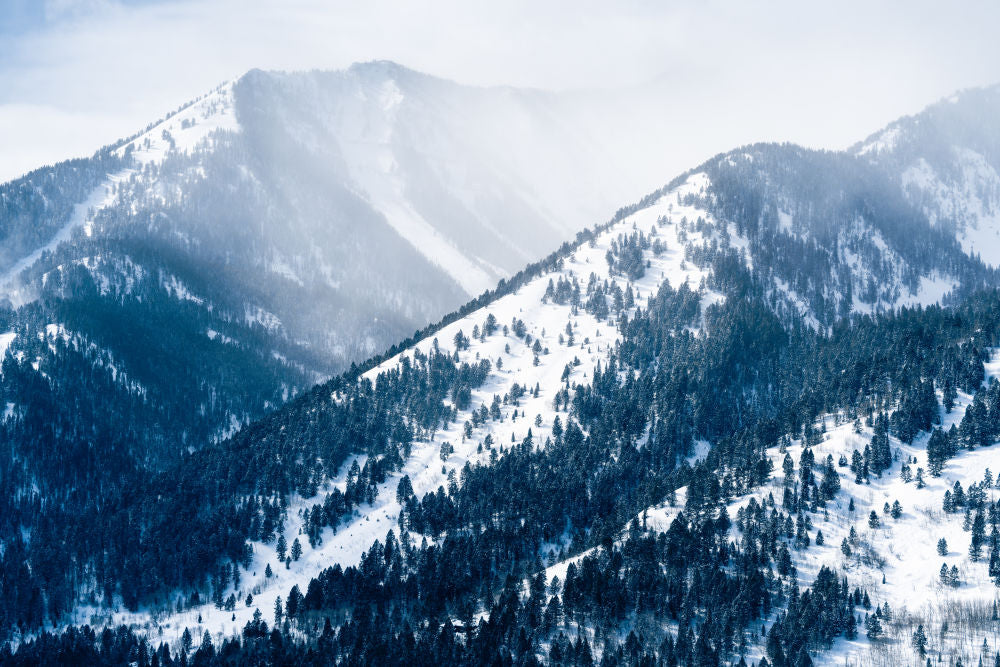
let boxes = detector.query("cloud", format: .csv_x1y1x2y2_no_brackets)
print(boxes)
1,0,1000,182
43,0,118,22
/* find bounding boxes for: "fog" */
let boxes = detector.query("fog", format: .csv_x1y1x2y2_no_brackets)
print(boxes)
2,0,1000,185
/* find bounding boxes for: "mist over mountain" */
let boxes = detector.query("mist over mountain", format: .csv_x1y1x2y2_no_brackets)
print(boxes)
0,62,657,479
5,69,1000,666
857,85,1000,266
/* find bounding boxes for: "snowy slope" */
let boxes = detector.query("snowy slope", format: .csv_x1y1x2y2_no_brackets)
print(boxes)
114,81,239,168
67,147,1000,652
523,353,1000,667
900,150,1000,267
77,170,723,646
1,83,237,293
857,84,1000,269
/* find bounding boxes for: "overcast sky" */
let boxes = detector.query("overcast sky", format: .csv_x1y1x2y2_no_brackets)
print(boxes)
2,0,1000,183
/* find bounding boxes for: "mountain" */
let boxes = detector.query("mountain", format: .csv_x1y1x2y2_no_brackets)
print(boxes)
1,62,636,370
7,82,1000,666
857,85,1000,267
0,63,661,498
0,62,653,615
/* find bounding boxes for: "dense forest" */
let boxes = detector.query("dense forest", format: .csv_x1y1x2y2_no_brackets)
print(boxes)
8,248,1000,663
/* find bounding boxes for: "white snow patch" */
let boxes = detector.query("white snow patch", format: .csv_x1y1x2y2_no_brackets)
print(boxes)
0,332,15,370
116,82,239,168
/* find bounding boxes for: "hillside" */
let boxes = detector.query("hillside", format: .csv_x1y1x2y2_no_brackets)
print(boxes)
6,84,1000,666
0,62,651,639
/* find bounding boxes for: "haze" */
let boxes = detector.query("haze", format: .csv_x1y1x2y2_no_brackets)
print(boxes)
2,0,1000,194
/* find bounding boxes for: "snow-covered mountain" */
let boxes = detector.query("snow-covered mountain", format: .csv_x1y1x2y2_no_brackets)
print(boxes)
1,63,636,375
857,85,1000,267
7,80,1000,666
0,63,648,552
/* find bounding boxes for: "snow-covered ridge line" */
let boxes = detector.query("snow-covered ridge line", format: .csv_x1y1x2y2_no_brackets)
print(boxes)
1,83,238,306
86,171,721,647
113,81,238,168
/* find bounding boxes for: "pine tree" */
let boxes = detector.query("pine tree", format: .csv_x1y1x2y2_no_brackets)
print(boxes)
276,534,287,561
291,538,302,562
938,538,948,556
865,614,882,639
912,624,928,657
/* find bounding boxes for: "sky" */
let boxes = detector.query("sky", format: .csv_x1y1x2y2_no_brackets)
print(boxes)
1,0,1000,183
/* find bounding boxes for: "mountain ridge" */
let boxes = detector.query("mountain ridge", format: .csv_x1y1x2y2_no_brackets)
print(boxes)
6,72,1000,666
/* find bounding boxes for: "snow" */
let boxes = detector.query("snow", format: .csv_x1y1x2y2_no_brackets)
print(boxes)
367,195,496,295
837,219,958,316
901,149,1000,267
856,125,902,157
79,171,722,649
896,273,958,309
713,351,1000,665
269,258,304,286
336,76,498,296
115,82,239,168
0,174,123,304
43,323,70,343
0,332,14,371
205,329,236,345
244,305,282,331
513,351,1000,666
772,276,821,329
777,209,794,233
162,273,205,305
687,438,711,465
0,85,237,308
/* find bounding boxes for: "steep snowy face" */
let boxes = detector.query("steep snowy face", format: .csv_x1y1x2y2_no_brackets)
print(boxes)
0,82,239,304
0,63,637,395
856,85,1000,267
232,64,625,297
900,148,1000,265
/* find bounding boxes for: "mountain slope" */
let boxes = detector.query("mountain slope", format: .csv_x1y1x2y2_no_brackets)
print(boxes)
0,64,657,517
857,84,1000,267
0,63,654,631
7,83,1000,666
